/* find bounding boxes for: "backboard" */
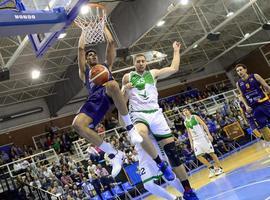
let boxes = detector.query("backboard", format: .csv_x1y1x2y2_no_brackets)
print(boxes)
0,0,88,57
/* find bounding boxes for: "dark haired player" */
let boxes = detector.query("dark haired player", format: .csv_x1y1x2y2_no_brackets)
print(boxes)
236,64,270,142
72,28,143,178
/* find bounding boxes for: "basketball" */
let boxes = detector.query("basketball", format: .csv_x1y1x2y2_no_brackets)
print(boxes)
90,64,110,85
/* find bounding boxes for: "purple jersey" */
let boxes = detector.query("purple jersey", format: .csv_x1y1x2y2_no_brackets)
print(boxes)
85,63,113,97
237,74,268,107
78,63,114,128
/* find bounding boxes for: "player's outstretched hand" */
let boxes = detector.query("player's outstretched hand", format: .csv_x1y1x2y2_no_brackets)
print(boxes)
79,31,85,49
124,83,134,90
173,41,181,51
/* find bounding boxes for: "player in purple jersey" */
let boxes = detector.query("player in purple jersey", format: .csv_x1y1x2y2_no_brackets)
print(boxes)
238,96,262,138
236,64,270,142
72,27,143,178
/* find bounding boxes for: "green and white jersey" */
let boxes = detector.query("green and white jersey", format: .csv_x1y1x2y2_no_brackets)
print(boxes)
184,115,207,141
128,70,159,112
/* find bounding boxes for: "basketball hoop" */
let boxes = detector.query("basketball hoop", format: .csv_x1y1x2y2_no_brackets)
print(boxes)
75,3,107,45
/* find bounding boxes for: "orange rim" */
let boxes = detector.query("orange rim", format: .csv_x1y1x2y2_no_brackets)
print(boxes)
88,3,107,13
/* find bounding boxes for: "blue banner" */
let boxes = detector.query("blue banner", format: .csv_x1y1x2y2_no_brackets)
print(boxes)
124,162,142,185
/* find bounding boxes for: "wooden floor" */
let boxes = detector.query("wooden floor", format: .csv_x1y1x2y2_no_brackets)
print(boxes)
145,141,270,200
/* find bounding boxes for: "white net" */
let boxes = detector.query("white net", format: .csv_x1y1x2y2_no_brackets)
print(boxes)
74,4,107,45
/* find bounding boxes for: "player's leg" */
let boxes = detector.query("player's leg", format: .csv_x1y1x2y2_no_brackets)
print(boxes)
105,80,142,144
150,111,198,199
166,178,184,195
248,117,262,138
254,102,270,142
135,122,175,181
208,152,224,176
144,180,177,200
72,99,123,177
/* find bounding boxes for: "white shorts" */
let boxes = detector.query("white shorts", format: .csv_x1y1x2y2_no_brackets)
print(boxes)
130,109,172,139
193,137,214,156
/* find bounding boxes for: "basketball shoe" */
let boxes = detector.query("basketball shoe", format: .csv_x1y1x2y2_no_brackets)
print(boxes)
183,189,199,200
111,151,125,178
215,167,224,176
157,161,176,181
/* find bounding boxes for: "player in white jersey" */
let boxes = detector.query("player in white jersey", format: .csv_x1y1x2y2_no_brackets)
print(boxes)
136,135,184,200
182,108,223,178
122,42,199,200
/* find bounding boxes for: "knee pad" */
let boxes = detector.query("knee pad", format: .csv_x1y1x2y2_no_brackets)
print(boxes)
163,142,183,167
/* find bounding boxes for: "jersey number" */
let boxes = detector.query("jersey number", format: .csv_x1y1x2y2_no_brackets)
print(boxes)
140,167,146,175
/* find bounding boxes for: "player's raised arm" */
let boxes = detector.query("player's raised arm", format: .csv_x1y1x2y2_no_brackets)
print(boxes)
254,74,270,93
121,73,131,103
104,26,116,71
151,41,181,80
78,32,86,82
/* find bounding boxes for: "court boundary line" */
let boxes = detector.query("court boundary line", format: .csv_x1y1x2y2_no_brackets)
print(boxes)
205,179,270,200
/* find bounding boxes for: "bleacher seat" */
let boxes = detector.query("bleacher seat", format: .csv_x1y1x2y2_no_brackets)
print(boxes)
101,190,114,200
111,184,125,196
91,195,102,200
121,182,133,191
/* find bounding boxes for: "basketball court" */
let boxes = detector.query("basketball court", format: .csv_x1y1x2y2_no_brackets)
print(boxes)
146,141,270,200
0,0,270,200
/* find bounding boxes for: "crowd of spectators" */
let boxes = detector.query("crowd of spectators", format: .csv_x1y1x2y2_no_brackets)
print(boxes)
15,154,120,199
159,82,232,112
0,144,36,165
1,80,258,200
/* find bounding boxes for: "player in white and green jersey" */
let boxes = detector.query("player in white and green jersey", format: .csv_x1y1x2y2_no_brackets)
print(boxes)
122,42,199,199
182,108,223,178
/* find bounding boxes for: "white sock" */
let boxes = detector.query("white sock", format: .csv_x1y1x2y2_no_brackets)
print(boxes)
167,178,184,194
121,114,132,127
99,141,117,155
144,181,176,200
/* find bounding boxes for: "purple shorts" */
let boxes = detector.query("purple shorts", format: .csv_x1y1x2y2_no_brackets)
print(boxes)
247,117,258,131
252,100,270,129
78,87,113,128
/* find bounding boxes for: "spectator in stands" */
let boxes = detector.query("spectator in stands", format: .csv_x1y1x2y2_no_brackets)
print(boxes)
87,160,97,177
96,123,106,136
53,180,64,196
52,137,61,153
46,121,59,139
81,177,96,198
61,171,73,186
0,150,10,163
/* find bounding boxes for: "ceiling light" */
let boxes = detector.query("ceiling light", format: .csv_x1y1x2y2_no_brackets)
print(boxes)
226,12,234,17
180,0,189,5
207,32,221,41
193,44,198,48
262,22,270,30
80,4,90,15
244,33,250,38
58,33,67,39
31,69,40,79
157,20,165,27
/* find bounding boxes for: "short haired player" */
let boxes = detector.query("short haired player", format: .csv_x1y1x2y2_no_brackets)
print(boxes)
182,108,223,178
72,27,143,178
236,64,270,142
122,42,199,200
